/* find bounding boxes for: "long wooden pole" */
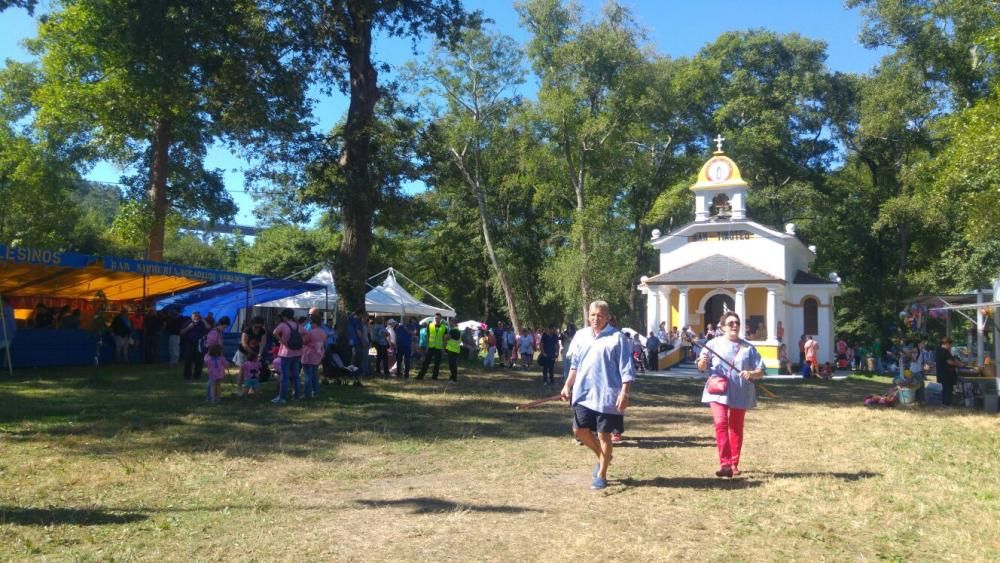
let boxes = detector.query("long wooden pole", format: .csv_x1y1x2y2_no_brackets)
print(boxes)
514,394,563,411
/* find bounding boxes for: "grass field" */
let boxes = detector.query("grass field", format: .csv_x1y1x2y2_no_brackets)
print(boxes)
1,362,998,561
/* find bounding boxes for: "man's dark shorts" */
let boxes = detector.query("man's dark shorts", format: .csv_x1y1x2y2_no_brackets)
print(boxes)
573,404,624,434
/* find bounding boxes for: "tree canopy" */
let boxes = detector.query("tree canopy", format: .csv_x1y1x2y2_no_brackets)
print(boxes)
3,0,999,341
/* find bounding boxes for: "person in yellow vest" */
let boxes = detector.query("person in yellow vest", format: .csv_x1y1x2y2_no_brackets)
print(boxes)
445,325,462,382
417,313,449,380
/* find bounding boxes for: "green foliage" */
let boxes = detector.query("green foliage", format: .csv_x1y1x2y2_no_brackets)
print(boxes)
236,224,336,279
27,0,311,255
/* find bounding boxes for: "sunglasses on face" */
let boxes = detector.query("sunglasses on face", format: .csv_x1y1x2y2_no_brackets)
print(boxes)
725,322,740,327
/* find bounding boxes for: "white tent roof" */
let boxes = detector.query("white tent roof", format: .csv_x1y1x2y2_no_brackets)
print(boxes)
365,271,455,318
258,267,339,309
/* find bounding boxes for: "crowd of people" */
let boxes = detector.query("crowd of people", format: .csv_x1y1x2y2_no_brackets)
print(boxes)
4,296,986,487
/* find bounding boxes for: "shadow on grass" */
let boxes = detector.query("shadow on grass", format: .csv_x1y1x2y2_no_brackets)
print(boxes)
0,364,627,459
755,470,881,481
613,435,715,449
0,506,148,526
3,364,974,462
619,476,764,490
354,497,541,514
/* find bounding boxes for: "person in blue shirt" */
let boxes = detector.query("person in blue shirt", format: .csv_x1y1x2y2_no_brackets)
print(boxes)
560,300,635,490
392,317,414,379
697,311,765,478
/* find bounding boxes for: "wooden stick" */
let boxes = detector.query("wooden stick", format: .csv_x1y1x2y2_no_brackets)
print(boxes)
515,394,563,411
690,338,778,399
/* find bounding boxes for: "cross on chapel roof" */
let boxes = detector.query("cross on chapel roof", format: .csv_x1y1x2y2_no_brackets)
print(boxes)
713,134,725,153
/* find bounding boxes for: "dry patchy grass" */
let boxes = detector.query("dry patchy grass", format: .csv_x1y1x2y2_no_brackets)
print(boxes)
1,363,998,561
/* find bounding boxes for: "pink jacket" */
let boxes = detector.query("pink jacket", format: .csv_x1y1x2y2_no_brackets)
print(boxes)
301,327,326,365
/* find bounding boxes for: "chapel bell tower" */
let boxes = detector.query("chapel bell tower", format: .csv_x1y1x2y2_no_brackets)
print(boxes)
691,135,748,222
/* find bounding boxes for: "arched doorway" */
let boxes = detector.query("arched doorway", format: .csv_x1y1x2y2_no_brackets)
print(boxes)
704,294,735,330
803,297,819,335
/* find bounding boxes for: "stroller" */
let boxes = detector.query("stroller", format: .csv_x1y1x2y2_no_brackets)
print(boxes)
633,346,648,373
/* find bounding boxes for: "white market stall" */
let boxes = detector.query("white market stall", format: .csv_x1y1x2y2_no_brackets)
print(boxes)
258,266,339,312
366,268,455,320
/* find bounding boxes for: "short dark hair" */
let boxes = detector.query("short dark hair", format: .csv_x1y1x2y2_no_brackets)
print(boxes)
280,308,294,319
720,311,740,326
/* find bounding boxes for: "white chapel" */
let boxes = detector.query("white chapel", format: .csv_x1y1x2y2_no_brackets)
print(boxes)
639,138,841,370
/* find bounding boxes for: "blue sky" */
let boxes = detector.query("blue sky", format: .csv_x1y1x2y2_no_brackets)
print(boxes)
0,1,885,225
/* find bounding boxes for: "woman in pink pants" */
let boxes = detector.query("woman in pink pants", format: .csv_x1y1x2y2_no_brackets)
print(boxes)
697,312,765,478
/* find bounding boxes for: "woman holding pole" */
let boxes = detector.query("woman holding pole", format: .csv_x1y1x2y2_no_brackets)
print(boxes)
697,311,765,478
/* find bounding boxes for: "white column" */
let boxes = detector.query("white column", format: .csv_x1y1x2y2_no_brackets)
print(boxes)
818,303,832,363
766,287,777,343
662,287,673,331
735,286,746,339
976,289,985,366
678,287,689,329
645,287,659,336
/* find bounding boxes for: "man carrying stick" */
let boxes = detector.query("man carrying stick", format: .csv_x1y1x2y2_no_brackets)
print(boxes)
560,300,635,490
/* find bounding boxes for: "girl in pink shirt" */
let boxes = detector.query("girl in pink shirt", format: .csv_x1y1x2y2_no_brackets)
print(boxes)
204,344,230,404
301,313,326,398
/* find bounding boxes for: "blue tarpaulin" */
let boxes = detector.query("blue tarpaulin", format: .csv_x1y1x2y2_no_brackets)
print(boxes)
155,278,324,329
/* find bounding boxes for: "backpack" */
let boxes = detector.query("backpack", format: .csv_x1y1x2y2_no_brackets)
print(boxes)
283,322,303,350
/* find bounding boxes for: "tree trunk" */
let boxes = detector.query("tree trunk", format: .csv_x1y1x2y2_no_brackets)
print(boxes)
450,147,521,333
147,117,171,261
575,158,592,322
334,10,378,320
627,223,646,329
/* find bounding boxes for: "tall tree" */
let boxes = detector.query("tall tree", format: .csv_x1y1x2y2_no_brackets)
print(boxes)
678,30,838,230
849,0,999,107
29,0,311,261
0,0,36,12
0,60,85,248
519,0,647,320
301,0,471,318
409,27,528,331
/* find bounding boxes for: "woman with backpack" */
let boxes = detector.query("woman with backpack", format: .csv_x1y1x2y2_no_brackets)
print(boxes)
272,308,306,404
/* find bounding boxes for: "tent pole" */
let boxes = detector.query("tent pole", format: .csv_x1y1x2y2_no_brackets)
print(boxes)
1,292,12,376
283,262,323,280
367,266,392,282
393,269,455,314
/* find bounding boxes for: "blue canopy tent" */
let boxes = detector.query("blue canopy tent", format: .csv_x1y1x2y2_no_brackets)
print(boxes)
154,277,325,332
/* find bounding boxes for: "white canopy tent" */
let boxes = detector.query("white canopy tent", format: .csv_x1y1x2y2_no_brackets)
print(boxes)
259,267,339,310
366,268,455,319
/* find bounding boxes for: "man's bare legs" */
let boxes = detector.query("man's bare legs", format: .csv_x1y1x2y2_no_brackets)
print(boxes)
574,427,613,479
